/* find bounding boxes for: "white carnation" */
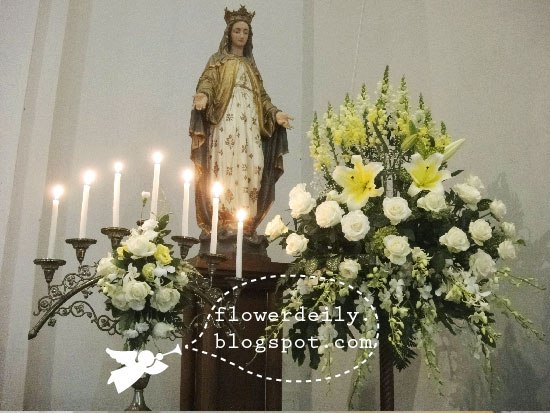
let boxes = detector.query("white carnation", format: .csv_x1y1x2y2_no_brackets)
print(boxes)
315,200,344,228
465,175,485,191
469,249,496,279
439,227,470,252
417,192,447,213
135,322,150,333
265,215,289,241
285,233,309,256
497,240,517,260
341,210,370,241
469,219,492,246
383,235,411,265
453,183,481,209
152,322,175,338
490,199,507,220
383,197,411,225
111,286,130,311
97,255,120,278
339,259,361,279
122,329,139,339
289,183,316,218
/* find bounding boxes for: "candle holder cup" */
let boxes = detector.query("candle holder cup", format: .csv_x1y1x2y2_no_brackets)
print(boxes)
199,252,227,285
65,238,97,265
171,236,199,260
33,258,67,285
101,227,131,250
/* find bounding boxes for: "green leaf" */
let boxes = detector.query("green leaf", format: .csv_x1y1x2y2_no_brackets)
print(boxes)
451,169,463,177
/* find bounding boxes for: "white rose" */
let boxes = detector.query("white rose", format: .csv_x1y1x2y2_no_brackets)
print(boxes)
497,240,517,260
289,183,316,218
97,255,120,278
141,191,151,200
490,199,507,220
124,234,156,258
469,249,496,279
315,200,344,228
265,215,289,241
285,233,309,256
469,219,492,246
172,271,189,287
383,197,412,225
152,322,175,338
123,279,152,311
341,210,370,241
326,190,344,203
111,286,130,311
500,222,516,239
339,259,361,279
439,227,470,252
453,183,481,209
383,235,411,265
417,192,447,213
465,175,485,191
141,218,158,232
151,286,181,312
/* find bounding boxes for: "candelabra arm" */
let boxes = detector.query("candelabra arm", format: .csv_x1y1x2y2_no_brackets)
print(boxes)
28,275,102,340
186,282,241,341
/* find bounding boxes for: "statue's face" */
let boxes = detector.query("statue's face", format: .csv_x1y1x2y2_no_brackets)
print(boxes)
230,21,249,49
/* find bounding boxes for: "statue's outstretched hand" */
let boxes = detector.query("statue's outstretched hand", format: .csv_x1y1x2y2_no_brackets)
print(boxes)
193,93,208,111
276,112,294,129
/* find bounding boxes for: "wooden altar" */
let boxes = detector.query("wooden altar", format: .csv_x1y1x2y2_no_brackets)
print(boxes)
180,252,287,411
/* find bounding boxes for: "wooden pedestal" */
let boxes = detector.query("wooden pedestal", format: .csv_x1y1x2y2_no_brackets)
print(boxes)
180,254,287,411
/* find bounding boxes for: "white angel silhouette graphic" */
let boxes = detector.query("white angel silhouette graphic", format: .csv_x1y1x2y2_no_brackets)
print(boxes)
106,344,182,393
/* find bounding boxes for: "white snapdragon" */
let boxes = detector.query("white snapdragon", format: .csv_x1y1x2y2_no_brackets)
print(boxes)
417,192,447,213
296,276,318,295
135,322,150,333
497,240,517,260
469,219,492,246
439,227,470,252
341,210,370,241
490,199,507,220
339,259,361,279
153,263,176,278
285,233,309,256
383,197,412,225
452,183,481,209
383,235,411,265
469,250,497,279
265,215,289,240
315,200,344,228
289,183,316,218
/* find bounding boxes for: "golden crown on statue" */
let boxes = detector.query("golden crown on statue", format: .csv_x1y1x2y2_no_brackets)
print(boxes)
224,5,255,25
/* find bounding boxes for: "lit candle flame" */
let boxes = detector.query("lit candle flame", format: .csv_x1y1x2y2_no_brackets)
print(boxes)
52,185,64,200
212,181,223,198
236,209,247,222
153,152,163,164
183,169,193,183
114,161,123,173
83,170,96,185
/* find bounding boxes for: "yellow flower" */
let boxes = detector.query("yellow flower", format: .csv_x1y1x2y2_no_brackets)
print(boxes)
404,153,451,196
332,155,384,210
142,263,156,281
154,244,172,265
116,245,128,259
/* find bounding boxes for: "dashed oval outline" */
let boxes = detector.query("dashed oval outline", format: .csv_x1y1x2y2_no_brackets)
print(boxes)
185,273,379,384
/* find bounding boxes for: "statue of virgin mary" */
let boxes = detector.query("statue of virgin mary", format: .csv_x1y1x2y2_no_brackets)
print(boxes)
189,5,292,253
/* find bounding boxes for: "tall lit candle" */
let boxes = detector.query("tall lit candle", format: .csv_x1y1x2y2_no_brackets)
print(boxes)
79,170,95,238
236,209,246,279
150,152,162,219
113,162,123,227
47,185,64,258
182,169,193,236
210,182,223,254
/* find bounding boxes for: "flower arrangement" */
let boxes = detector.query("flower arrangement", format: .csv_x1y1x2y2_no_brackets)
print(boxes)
266,67,541,381
97,214,205,350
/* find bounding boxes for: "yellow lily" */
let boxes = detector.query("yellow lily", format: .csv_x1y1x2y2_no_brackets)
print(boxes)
404,152,451,196
332,155,384,210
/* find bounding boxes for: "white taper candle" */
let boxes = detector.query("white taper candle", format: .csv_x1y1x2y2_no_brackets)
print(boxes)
210,182,223,254
113,162,123,227
150,152,162,219
79,171,95,238
182,169,192,236
236,209,246,279
47,185,64,258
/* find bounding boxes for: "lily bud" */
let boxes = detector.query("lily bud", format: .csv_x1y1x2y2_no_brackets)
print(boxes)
442,138,465,162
